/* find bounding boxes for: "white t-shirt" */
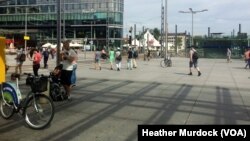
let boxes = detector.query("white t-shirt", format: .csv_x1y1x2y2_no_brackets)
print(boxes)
62,49,77,71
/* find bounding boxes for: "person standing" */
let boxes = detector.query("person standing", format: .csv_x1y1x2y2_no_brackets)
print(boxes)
115,48,122,71
94,48,101,70
42,48,49,68
30,49,41,76
109,48,115,70
227,48,232,63
147,49,151,61
71,49,78,86
188,46,201,76
15,48,25,74
60,40,78,100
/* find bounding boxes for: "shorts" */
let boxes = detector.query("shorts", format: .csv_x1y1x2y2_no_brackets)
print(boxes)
60,70,73,85
95,58,100,63
189,59,198,68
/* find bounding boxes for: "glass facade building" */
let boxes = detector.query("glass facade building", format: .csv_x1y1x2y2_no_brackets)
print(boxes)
0,0,124,49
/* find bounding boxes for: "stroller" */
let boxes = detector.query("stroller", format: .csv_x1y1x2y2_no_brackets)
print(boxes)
49,64,68,101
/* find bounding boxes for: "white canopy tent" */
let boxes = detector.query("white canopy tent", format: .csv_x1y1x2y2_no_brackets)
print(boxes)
70,42,84,48
51,43,63,49
143,30,161,47
131,39,141,47
42,42,53,48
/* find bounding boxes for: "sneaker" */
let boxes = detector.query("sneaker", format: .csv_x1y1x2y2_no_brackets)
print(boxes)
198,71,201,76
67,95,72,101
188,72,192,75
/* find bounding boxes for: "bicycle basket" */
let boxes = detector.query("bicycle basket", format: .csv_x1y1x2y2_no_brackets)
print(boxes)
30,76,48,93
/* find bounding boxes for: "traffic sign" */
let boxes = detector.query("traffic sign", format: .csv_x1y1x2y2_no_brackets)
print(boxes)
24,36,30,40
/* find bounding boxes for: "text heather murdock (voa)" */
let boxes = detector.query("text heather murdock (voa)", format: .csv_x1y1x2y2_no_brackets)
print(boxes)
138,125,250,141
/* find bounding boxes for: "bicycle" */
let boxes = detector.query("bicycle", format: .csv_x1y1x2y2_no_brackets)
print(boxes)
160,56,172,68
0,73,55,129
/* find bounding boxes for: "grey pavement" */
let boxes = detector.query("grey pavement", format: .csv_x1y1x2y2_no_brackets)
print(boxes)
1,52,250,141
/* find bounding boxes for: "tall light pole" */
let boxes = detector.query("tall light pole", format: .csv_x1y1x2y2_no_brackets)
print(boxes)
164,0,168,58
56,0,61,66
62,0,66,40
179,8,208,46
24,7,27,54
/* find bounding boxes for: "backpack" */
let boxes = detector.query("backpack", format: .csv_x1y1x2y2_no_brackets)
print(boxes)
43,51,49,58
19,53,26,62
192,51,199,59
116,54,122,61
133,51,138,58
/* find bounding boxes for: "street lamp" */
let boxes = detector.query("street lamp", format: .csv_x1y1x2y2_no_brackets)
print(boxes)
179,8,208,46
24,7,27,54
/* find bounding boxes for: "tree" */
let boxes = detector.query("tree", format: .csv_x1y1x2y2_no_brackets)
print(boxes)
149,28,161,40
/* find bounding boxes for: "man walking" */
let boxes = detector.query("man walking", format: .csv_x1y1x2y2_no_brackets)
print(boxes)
127,47,133,70
115,48,122,71
188,46,201,76
42,48,49,68
227,48,232,63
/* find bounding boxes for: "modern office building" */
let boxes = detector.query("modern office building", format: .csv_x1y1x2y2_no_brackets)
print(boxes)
0,0,124,49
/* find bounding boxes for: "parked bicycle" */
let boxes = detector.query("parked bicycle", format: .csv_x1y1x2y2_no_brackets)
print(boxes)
0,73,55,129
160,56,172,68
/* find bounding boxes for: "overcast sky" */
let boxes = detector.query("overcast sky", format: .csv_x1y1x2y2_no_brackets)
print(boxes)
124,0,250,37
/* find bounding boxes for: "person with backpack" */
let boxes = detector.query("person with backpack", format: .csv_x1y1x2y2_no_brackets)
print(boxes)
42,48,49,68
127,47,133,70
188,46,201,76
115,47,122,71
15,48,25,74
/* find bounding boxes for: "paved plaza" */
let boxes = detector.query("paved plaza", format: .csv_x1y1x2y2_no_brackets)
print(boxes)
1,52,250,141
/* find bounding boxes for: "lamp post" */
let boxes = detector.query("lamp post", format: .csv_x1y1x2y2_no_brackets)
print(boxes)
179,8,208,46
24,7,27,54
165,0,168,58
82,9,96,51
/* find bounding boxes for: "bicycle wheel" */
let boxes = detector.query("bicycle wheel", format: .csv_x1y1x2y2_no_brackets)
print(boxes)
50,83,67,101
0,99,15,119
24,94,54,129
160,60,166,68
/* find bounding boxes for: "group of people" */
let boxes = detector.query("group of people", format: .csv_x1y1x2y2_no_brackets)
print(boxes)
94,47,138,71
15,48,42,76
14,40,78,100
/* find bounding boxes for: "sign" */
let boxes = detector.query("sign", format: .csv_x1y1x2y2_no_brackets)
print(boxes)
0,37,6,82
24,36,30,40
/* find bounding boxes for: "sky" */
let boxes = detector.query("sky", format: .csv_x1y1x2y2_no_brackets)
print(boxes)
124,0,250,37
